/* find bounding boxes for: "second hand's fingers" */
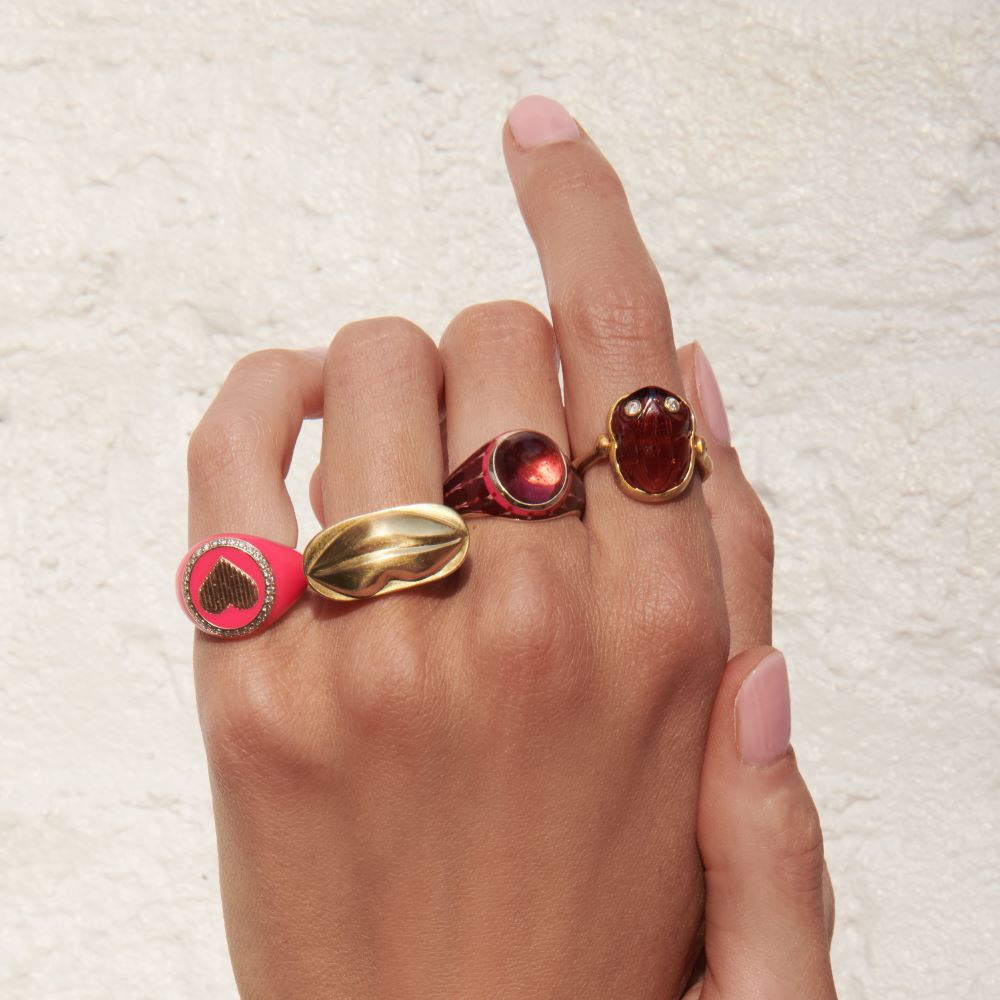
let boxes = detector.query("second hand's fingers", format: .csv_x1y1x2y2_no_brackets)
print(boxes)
677,342,774,655
685,647,837,1000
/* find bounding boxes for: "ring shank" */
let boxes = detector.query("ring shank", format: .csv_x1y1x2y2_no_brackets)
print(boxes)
572,435,611,476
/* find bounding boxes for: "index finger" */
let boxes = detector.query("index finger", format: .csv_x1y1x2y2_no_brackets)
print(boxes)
502,96,683,467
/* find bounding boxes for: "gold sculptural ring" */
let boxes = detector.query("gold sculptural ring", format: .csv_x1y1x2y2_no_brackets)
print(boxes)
177,504,469,637
574,386,712,502
303,503,469,601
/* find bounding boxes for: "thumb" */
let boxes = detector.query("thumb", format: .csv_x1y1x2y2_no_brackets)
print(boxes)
683,648,837,1000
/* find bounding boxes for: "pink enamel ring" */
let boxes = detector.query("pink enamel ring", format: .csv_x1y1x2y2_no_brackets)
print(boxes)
176,534,306,638
443,429,585,521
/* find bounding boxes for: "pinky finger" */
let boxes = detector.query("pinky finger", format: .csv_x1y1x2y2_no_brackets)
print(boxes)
677,342,774,656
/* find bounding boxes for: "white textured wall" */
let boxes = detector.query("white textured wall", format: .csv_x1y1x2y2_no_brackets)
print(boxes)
1,2,997,998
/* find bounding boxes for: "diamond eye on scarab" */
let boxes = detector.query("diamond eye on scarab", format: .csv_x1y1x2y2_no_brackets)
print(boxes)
608,386,699,498
623,394,681,418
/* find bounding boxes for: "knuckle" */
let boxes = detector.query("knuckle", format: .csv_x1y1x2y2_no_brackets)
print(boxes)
332,316,435,372
539,157,629,210
442,301,556,381
761,783,827,897
337,616,441,746
202,666,320,790
187,348,303,482
823,862,837,942
231,347,301,384
623,575,728,687
444,299,550,350
555,272,670,359
615,523,728,654
736,488,775,565
475,547,585,692
187,407,267,483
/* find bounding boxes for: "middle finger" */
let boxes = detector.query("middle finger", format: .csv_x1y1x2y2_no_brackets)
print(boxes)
319,317,444,525
439,299,569,466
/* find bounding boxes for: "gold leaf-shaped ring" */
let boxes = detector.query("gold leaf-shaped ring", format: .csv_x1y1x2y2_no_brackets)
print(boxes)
303,503,470,601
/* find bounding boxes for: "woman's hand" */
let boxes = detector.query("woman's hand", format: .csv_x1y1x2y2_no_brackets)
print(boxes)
184,96,833,998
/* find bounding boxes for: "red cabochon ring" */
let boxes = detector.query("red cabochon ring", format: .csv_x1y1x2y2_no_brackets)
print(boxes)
176,534,307,638
444,429,585,521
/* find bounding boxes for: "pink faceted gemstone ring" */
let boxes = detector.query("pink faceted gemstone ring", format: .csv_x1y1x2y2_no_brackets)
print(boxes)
444,429,585,520
574,386,713,502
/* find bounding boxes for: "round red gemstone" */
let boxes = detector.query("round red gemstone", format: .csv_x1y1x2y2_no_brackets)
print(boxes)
491,431,567,508
609,387,693,494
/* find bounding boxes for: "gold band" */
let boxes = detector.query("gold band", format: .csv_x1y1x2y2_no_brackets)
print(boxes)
693,434,714,478
303,503,469,601
573,387,711,502
574,435,612,476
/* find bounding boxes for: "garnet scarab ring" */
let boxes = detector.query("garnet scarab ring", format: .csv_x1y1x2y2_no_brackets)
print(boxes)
444,429,585,520
574,386,712,502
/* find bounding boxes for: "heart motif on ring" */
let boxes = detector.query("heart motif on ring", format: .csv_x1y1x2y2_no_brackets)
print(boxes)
198,557,259,613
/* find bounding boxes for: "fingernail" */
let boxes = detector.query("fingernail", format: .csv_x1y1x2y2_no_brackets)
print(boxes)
508,95,580,150
304,347,328,358
735,650,791,767
694,342,731,447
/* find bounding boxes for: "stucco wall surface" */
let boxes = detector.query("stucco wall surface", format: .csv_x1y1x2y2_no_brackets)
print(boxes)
1,2,997,998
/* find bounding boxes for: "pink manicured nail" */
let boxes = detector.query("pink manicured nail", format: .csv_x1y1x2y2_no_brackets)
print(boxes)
735,650,791,767
508,95,580,150
694,343,731,447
